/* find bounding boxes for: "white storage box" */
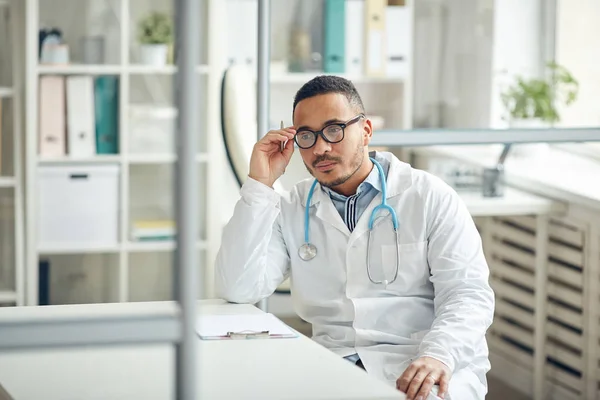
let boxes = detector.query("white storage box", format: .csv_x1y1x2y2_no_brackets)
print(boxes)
37,165,120,250
129,105,177,154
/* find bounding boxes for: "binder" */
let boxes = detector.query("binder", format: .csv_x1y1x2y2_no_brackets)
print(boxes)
324,0,345,73
364,0,387,77
197,313,298,340
38,75,67,157
224,0,257,69
94,76,119,154
345,0,364,75
66,76,97,157
240,0,258,70
385,3,410,77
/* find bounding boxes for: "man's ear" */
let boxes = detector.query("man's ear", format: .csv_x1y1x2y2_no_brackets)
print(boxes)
362,117,373,146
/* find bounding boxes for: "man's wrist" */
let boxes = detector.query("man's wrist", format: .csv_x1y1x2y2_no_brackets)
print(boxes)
247,174,274,188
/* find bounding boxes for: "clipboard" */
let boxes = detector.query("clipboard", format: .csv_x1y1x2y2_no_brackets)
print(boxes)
197,313,298,340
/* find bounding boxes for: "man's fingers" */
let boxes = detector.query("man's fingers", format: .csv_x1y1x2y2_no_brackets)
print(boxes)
396,364,418,392
437,373,449,399
405,369,429,400
415,374,437,400
282,137,295,158
260,132,292,147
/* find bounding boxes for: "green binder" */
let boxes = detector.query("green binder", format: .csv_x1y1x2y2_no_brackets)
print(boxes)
94,76,119,154
324,0,346,73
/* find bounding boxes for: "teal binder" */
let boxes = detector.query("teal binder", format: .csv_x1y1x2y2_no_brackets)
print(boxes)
324,0,345,73
94,76,119,154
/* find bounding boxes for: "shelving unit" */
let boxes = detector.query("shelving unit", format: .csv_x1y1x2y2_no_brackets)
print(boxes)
21,0,414,306
265,0,414,133
0,0,25,306
24,0,223,306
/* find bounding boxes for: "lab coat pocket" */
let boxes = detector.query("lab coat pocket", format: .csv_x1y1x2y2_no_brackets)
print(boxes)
381,241,428,291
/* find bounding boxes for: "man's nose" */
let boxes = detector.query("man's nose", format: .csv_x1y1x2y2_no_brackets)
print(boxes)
312,134,331,156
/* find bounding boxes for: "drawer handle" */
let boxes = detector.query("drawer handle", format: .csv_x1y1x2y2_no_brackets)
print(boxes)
69,174,89,180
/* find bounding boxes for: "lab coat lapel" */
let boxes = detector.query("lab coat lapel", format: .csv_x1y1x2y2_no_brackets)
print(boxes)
313,188,351,236
350,154,413,242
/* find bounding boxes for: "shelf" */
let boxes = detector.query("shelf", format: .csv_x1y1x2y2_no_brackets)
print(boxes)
0,87,13,98
0,291,16,303
270,72,406,84
37,65,122,75
38,244,121,255
36,64,211,75
128,65,210,74
127,153,210,164
126,240,209,252
0,177,15,188
38,155,121,165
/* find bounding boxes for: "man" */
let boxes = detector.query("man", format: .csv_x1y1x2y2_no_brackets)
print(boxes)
215,76,495,400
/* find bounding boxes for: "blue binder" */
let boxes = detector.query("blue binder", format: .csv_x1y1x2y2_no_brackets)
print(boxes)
94,76,119,154
324,0,346,73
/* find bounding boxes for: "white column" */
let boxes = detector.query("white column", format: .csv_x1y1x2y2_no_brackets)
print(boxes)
555,0,600,127
490,0,544,128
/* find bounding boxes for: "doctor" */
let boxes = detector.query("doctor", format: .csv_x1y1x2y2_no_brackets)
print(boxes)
215,76,495,400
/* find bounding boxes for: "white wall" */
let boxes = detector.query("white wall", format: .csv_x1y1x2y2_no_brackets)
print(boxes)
555,0,600,127
489,0,544,128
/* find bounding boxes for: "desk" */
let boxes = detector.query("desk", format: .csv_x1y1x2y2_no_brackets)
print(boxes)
0,300,404,400
458,187,564,217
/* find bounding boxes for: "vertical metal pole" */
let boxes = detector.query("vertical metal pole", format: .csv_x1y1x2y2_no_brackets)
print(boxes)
256,0,271,312
257,0,270,140
174,0,199,398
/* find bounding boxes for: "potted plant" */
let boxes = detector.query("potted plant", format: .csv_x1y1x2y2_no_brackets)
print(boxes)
500,62,578,156
501,61,579,127
137,11,173,66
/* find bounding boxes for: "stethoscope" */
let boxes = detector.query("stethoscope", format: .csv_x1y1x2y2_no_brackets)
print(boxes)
298,157,400,285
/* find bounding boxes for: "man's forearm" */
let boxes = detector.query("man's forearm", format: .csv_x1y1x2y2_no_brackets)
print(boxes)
214,178,288,304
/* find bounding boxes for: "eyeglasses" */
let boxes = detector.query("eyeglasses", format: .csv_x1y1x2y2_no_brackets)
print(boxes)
294,114,365,149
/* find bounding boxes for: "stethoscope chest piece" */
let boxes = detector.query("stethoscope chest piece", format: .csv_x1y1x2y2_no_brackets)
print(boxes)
299,243,317,261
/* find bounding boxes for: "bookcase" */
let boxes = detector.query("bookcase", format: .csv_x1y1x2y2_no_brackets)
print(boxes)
0,0,24,306
22,0,415,306
24,0,225,306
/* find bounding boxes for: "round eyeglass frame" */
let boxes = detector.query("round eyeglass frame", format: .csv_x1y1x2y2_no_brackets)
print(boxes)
293,114,365,149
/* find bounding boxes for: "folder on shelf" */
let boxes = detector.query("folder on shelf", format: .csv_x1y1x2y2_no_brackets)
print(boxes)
224,0,257,69
94,76,119,155
385,2,410,78
38,75,67,157
66,76,97,157
364,0,387,77
240,0,258,70
345,0,364,75
324,0,345,73
131,219,175,241
197,313,298,340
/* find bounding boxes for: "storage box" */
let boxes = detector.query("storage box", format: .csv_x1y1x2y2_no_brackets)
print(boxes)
129,105,177,154
37,165,120,250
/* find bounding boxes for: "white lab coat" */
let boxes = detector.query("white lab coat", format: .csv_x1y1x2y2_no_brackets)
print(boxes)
215,151,495,399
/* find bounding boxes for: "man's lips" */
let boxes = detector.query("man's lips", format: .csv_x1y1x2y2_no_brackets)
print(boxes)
315,162,337,171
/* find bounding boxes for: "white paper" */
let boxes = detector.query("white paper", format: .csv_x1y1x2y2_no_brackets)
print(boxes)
197,313,297,339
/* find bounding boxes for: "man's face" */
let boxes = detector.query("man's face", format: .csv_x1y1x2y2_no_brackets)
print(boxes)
293,93,372,189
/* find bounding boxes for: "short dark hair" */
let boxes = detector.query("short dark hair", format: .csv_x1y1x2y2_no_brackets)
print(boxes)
292,75,365,115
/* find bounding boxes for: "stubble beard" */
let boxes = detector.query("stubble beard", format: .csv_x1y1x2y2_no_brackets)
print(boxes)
305,142,365,189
